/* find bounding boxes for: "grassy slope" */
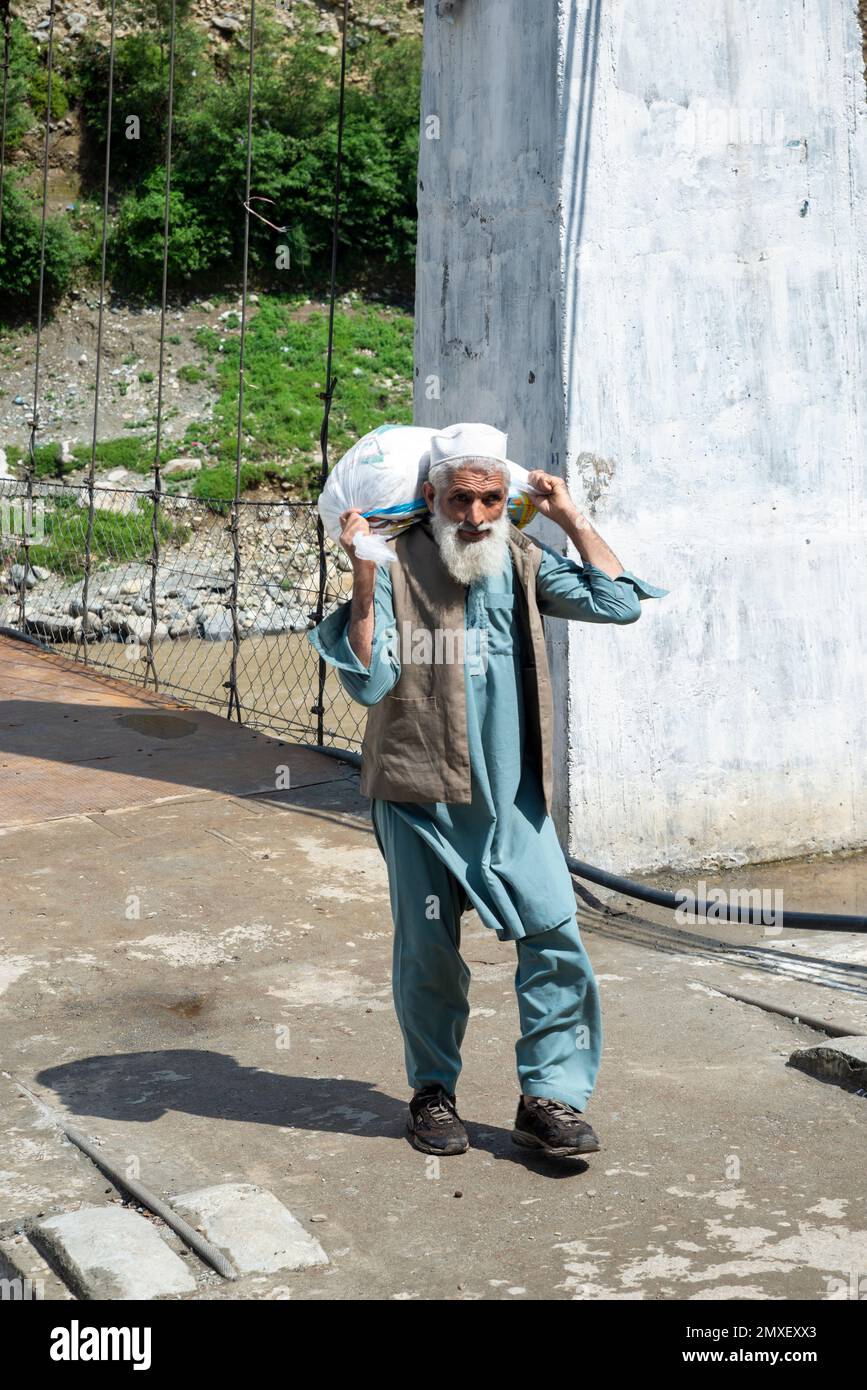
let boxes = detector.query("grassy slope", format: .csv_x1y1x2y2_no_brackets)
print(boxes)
4,293,415,507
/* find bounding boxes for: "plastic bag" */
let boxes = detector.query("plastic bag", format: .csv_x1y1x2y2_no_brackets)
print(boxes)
318,423,539,564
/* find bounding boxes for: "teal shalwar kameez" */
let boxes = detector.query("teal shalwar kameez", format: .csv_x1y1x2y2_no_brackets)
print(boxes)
308,537,667,1110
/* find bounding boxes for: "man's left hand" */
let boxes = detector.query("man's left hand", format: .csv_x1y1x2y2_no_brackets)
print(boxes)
526,471,582,528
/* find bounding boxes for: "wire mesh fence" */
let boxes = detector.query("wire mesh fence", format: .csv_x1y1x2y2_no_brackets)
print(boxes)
0,477,366,752
0,0,362,753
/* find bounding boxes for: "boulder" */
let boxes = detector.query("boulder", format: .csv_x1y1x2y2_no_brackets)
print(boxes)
25,614,76,642
198,610,235,641
10,564,38,590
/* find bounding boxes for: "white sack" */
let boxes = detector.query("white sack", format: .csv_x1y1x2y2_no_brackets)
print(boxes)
318,424,540,565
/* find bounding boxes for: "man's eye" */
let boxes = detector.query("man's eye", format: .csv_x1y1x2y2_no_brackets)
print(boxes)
484,495,504,505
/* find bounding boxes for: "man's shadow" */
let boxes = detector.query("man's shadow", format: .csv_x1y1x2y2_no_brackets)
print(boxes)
34,1051,591,1172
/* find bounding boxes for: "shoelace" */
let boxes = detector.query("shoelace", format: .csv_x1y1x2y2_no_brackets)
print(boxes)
417,1090,457,1125
531,1097,583,1123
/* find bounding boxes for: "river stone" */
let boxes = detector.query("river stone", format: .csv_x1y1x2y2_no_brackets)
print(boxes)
199,610,234,641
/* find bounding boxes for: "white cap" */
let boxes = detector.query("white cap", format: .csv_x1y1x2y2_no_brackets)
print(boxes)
427,422,517,476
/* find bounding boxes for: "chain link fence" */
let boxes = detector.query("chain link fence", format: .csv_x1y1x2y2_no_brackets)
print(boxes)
0,477,365,753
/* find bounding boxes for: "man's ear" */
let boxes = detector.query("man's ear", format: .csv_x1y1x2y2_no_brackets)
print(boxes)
422,480,435,512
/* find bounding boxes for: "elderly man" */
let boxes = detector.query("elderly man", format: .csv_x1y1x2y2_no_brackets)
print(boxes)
308,423,667,1159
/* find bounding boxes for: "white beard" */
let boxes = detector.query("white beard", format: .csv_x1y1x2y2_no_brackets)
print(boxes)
430,502,511,585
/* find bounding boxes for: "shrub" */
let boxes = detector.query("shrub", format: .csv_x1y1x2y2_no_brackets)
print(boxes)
70,436,158,473
0,179,82,309
3,441,77,478
27,494,186,579
71,6,422,290
109,170,222,293
191,461,265,511
2,20,45,151
73,12,202,187
27,61,70,122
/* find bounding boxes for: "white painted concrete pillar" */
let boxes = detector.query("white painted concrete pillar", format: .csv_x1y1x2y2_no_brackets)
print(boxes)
414,0,867,871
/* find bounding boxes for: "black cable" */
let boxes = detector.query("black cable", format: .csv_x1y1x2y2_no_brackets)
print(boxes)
565,854,867,932
302,744,866,934
0,625,52,651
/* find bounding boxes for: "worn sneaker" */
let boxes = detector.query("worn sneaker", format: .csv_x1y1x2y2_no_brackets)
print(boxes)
406,1085,469,1155
512,1096,601,1157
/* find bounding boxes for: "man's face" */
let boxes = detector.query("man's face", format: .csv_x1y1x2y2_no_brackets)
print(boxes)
422,467,508,543
424,463,511,585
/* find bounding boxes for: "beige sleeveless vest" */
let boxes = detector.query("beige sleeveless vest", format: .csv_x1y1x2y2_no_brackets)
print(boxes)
359,515,555,813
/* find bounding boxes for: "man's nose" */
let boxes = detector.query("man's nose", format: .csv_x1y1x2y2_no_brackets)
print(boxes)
466,498,486,525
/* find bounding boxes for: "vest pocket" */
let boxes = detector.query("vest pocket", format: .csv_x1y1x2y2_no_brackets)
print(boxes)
375,694,441,777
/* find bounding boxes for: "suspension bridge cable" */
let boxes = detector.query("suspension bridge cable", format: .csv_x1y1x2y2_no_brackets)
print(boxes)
0,0,12,246
81,0,118,664
18,0,57,633
313,0,351,746
225,0,258,724
144,0,178,692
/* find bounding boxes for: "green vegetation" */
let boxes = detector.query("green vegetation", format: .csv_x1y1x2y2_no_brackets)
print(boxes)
27,58,70,122
0,6,420,310
190,461,265,512
110,172,218,292
27,494,187,578
177,363,206,384
186,294,412,484
69,437,159,473
4,441,75,478
0,180,85,309
7,436,158,476
2,19,55,149
0,22,90,309
2,295,413,501
71,3,421,298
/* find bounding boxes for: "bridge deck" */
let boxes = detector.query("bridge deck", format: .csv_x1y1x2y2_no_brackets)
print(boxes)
1,641,866,1301
0,633,345,829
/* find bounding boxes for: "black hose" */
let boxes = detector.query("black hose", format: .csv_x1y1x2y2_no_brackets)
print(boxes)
305,744,867,934
564,854,867,933
0,624,53,652
2,647,861,937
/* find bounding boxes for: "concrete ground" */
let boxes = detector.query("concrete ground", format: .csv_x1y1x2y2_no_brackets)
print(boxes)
1,636,866,1301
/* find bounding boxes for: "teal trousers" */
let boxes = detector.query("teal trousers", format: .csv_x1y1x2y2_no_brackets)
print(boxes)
371,801,603,1111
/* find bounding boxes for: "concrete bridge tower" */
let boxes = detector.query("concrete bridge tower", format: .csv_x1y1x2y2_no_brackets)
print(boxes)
413,0,867,872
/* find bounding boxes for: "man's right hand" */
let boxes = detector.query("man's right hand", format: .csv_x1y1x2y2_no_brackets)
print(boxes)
338,509,377,578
